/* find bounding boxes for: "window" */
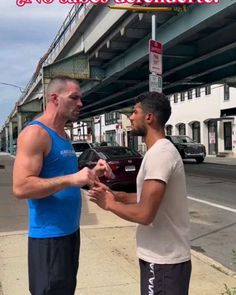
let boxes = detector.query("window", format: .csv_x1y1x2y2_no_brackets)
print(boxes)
166,125,172,135
90,151,100,162
188,90,192,100
205,85,211,95
105,112,120,125
178,123,186,135
105,130,116,143
192,122,200,143
102,147,140,159
72,142,91,152
195,88,201,98
79,150,93,162
224,84,230,101
180,93,185,101
174,94,178,103
170,135,194,144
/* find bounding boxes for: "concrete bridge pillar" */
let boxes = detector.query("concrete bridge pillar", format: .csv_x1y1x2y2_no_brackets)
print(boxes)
9,121,14,155
17,112,23,135
5,125,9,153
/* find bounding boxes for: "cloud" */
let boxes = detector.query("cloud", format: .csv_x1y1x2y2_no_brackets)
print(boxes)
0,0,71,127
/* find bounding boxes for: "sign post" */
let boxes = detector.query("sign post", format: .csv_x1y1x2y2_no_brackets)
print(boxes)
149,74,162,93
149,39,163,93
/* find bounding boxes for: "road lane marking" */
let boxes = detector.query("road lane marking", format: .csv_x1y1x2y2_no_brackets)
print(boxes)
187,196,236,213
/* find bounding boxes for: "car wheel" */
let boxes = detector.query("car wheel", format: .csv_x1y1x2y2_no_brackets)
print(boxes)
196,157,204,164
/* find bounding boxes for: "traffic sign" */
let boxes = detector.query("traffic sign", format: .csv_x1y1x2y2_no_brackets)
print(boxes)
149,40,163,75
149,74,162,93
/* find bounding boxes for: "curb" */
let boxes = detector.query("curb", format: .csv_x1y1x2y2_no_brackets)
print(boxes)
0,230,27,237
191,250,236,279
204,162,236,166
0,153,15,158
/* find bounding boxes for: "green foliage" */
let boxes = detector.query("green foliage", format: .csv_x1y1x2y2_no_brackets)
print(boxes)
221,284,236,295
221,250,236,295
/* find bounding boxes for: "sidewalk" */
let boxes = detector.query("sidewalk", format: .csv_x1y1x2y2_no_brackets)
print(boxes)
0,153,236,295
0,200,236,295
204,155,236,166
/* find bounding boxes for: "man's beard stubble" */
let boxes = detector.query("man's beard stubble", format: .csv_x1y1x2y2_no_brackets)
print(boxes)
130,125,147,137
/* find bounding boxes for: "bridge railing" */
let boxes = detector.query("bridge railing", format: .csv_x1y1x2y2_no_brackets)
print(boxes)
44,3,93,66
19,3,93,104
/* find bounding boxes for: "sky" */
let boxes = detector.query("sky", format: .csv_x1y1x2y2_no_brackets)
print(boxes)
0,0,72,128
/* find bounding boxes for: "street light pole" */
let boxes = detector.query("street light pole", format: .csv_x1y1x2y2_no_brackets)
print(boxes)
0,81,25,93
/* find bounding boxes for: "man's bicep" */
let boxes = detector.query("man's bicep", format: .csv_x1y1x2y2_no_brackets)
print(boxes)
139,179,166,224
14,130,45,180
14,146,43,178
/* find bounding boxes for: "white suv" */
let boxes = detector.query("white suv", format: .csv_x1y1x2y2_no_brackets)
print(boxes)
72,142,93,158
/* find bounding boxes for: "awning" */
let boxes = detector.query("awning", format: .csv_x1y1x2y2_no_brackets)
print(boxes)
204,117,234,123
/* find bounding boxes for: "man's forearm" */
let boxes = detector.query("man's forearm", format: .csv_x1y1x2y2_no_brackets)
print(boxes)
108,201,150,225
13,174,74,199
112,191,137,204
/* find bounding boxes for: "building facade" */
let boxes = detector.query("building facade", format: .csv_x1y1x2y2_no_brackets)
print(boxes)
166,84,236,157
90,84,236,158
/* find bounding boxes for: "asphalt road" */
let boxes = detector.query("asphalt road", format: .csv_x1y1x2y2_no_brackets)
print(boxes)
184,162,236,272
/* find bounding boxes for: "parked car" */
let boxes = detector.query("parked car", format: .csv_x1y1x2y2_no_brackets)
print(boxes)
166,135,206,163
78,146,143,191
72,141,93,158
92,141,120,147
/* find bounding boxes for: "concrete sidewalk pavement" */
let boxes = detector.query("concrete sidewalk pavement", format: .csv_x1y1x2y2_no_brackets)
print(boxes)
204,156,236,166
0,198,236,295
0,153,236,294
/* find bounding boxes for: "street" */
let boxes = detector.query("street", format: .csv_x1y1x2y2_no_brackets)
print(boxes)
184,161,236,272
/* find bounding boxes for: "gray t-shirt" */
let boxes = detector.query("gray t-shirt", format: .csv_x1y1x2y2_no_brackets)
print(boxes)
136,138,191,264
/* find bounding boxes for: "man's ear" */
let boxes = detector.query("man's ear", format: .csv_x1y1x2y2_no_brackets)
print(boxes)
145,113,153,123
50,93,58,105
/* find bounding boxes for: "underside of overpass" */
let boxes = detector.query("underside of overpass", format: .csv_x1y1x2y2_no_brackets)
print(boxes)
2,2,236,153
4,1,236,129
43,2,236,120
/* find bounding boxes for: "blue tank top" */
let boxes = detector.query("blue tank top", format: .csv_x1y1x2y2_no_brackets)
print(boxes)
27,121,81,238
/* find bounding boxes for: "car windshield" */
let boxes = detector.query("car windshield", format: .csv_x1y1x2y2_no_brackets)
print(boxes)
72,143,90,152
171,136,195,144
100,147,140,159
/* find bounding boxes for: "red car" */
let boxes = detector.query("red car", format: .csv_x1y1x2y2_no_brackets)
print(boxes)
78,146,143,192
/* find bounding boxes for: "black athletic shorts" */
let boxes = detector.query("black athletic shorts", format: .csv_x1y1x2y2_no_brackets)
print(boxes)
28,229,80,295
139,259,191,295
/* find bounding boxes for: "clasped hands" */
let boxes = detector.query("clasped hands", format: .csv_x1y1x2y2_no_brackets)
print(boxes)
87,159,115,210
85,159,113,187
87,181,115,210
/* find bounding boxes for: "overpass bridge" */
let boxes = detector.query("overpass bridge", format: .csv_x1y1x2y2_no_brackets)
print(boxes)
1,1,236,153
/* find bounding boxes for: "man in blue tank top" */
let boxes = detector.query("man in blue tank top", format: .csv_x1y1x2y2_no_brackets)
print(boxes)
13,76,111,295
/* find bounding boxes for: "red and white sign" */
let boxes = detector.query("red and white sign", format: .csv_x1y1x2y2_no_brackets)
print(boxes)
209,132,216,144
149,40,163,75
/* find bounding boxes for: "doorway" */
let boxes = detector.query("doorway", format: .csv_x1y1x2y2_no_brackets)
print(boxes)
127,131,138,151
223,122,232,150
208,121,218,155
192,121,200,143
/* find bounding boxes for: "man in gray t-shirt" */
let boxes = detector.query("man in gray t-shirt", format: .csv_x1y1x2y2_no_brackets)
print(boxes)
88,92,191,295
